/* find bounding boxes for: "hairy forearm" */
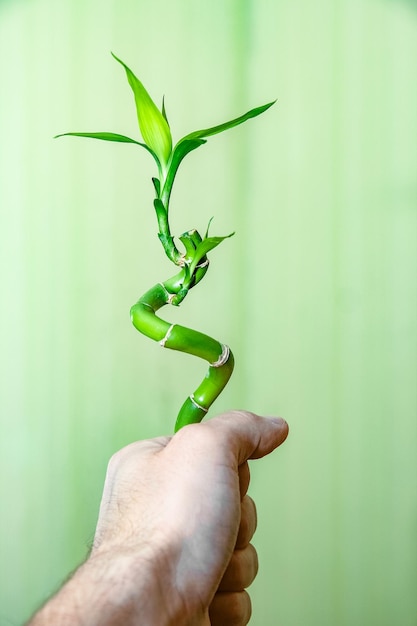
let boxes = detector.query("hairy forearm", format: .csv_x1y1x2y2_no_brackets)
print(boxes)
27,546,188,626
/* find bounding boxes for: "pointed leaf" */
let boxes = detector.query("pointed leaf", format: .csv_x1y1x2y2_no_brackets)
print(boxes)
161,101,275,206
205,216,214,239
183,100,276,142
162,96,169,126
112,53,172,167
54,131,160,166
55,131,146,147
189,233,235,276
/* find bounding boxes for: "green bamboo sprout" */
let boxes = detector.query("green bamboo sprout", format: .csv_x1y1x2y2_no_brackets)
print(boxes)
56,53,275,432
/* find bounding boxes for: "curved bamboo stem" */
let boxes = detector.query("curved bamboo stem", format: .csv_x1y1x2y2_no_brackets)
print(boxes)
130,263,234,432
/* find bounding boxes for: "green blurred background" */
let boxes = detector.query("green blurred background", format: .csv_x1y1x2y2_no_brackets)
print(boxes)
0,0,416,624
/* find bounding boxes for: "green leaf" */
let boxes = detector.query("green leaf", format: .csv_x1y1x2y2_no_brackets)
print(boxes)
162,96,169,126
179,231,201,259
152,177,161,197
161,101,275,206
54,131,160,166
189,233,234,276
153,198,167,220
55,131,144,146
170,138,207,171
162,138,207,205
112,53,172,168
183,100,276,142
180,263,191,285
205,216,214,239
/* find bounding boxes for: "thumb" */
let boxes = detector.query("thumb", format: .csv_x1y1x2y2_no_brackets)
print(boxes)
203,410,289,465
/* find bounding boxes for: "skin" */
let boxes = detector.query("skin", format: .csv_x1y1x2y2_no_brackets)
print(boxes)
28,411,289,626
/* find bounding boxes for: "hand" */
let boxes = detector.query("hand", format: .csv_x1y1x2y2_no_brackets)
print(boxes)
93,410,288,625
29,410,288,626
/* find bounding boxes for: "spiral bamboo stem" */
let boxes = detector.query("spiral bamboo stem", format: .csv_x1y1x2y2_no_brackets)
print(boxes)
130,233,234,432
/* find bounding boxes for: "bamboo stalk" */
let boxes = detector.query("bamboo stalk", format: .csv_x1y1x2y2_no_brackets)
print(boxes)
55,53,274,431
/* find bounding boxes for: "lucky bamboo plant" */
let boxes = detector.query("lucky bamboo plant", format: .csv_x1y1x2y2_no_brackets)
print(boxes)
56,53,275,432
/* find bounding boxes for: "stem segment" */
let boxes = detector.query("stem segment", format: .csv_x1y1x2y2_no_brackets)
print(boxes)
130,260,234,431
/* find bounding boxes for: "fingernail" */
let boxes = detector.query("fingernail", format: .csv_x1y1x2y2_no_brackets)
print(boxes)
269,417,288,428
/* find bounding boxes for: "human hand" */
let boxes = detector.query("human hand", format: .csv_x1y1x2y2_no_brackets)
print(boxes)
92,410,288,625
28,410,288,626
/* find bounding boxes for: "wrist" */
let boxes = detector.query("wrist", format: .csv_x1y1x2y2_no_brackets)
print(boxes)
86,546,175,625
29,543,189,626
88,542,209,626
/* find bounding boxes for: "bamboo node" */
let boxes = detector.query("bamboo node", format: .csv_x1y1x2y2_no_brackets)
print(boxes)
211,344,230,368
159,282,176,304
160,324,175,347
190,395,208,413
